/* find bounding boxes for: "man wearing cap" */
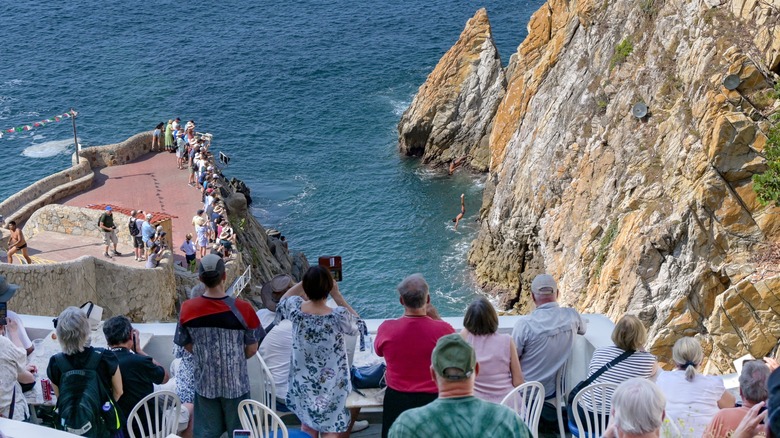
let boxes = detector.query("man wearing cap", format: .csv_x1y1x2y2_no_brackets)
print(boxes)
388,334,530,438
257,274,294,330
512,274,586,428
99,206,121,258
174,254,265,438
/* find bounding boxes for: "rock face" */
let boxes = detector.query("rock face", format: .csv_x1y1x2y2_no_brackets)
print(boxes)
408,0,780,371
397,8,505,172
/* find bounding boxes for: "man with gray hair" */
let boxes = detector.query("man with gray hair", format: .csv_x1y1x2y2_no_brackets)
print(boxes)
375,274,455,438
704,360,771,438
604,378,666,438
511,274,586,429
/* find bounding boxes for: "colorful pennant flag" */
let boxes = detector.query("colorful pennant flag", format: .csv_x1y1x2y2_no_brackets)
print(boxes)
0,110,76,139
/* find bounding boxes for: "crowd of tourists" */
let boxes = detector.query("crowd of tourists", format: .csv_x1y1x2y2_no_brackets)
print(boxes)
4,262,780,437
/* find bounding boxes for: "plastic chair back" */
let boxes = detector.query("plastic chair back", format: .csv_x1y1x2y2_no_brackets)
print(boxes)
238,399,289,438
571,382,618,438
501,381,545,438
127,390,181,438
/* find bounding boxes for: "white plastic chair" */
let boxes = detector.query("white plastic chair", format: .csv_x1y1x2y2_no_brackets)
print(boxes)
501,381,545,438
544,360,569,438
255,354,277,411
238,399,289,438
571,382,618,438
127,390,181,438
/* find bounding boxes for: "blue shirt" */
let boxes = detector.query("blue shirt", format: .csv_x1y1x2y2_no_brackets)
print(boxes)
141,221,155,244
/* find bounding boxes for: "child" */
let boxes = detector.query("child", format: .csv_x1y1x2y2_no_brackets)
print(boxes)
180,233,197,272
146,243,161,269
195,219,210,258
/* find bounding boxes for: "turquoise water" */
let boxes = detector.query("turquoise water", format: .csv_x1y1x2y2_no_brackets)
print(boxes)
0,1,542,317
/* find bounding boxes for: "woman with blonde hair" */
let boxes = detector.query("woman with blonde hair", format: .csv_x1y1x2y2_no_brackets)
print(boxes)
571,315,658,434
656,337,735,437
459,296,523,403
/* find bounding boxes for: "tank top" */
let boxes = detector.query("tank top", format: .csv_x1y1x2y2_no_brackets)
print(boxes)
466,332,516,404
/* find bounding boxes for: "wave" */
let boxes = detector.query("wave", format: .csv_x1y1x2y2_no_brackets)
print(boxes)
277,175,316,207
2,79,24,87
389,98,411,117
22,138,78,158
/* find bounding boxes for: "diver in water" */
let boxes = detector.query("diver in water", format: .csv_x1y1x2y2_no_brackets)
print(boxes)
452,193,465,230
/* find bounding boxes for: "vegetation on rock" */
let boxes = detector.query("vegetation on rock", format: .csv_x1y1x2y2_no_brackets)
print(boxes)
753,115,780,206
610,38,633,70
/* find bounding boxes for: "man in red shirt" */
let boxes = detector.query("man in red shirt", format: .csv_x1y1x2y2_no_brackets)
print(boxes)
174,254,264,438
375,274,455,438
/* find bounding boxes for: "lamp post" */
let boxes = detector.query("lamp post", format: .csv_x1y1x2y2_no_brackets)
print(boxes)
70,108,80,164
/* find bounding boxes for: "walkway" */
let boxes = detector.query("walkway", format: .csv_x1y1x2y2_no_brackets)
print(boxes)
59,151,203,263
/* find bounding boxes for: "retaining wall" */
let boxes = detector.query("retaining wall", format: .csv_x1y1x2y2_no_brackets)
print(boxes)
75,131,154,168
0,160,93,226
0,254,176,322
25,204,135,248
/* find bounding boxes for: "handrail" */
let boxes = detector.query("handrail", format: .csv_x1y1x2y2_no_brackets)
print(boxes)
228,265,251,297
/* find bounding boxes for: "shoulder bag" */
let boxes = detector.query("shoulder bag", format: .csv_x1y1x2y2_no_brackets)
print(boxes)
566,349,634,407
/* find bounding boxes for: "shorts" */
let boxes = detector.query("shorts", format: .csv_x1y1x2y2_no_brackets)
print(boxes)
133,236,144,249
185,253,196,264
219,240,232,250
102,230,118,246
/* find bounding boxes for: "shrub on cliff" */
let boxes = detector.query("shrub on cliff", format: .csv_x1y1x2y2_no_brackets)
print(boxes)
753,117,780,206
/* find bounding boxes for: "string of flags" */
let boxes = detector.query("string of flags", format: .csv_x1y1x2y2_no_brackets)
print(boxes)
0,109,77,139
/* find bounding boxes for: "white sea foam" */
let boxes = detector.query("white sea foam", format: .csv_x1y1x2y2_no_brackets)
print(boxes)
22,138,77,158
3,79,24,87
389,98,411,117
278,175,316,207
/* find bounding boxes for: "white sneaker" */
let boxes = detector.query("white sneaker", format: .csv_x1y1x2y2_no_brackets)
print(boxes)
351,420,369,433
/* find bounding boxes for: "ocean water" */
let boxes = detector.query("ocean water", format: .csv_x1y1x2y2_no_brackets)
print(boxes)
0,1,543,318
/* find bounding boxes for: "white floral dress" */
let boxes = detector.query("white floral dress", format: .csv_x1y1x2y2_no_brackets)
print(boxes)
278,296,357,432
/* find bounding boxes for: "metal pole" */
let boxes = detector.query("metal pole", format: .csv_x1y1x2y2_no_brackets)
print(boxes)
70,108,79,165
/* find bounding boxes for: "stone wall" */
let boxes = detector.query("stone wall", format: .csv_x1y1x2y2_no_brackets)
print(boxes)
0,160,93,226
76,131,154,168
0,254,176,322
25,204,135,248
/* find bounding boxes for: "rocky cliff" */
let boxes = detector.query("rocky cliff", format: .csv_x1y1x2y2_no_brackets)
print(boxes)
397,8,505,172
403,1,780,370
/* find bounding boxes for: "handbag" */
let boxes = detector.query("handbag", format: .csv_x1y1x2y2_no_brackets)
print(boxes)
566,349,634,408
350,319,386,389
351,362,387,389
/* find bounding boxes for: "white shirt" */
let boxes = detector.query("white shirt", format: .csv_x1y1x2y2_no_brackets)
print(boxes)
256,309,276,330
0,336,28,420
656,370,725,438
511,302,586,396
258,319,293,401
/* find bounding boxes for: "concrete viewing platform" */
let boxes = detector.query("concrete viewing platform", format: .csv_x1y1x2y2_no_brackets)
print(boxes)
60,151,202,258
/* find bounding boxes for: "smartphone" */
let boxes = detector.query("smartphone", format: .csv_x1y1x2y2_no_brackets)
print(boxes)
0,302,6,326
318,256,343,282
233,430,252,438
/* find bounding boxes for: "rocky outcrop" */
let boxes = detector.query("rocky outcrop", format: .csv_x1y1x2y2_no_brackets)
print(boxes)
397,8,505,172
407,0,780,370
221,184,309,307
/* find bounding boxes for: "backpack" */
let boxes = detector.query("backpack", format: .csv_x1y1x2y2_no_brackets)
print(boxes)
54,349,121,437
128,217,140,237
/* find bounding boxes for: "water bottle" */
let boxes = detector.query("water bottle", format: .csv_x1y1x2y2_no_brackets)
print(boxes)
102,402,111,413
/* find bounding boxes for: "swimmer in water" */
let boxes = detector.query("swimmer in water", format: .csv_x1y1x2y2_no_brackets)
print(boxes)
452,193,465,230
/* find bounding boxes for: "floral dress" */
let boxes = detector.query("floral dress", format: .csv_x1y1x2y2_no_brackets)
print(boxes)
278,296,357,433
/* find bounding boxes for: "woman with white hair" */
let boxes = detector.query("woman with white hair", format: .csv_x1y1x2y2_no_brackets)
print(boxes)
656,337,735,437
604,378,667,438
46,307,123,402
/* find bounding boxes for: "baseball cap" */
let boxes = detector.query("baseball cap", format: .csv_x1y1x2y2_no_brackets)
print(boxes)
105,206,112,211
146,213,153,220
431,334,476,380
198,254,225,282
531,274,557,295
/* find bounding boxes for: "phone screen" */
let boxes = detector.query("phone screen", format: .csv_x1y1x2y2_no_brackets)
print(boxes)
0,302,7,326
233,431,251,438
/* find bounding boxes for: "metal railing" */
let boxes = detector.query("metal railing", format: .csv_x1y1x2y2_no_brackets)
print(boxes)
228,265,251,298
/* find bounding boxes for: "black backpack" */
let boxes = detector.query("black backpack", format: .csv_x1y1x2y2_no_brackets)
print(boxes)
128,217,140,237
54,349,121,437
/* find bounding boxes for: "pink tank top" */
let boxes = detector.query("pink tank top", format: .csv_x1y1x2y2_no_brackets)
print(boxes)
466,332,516,404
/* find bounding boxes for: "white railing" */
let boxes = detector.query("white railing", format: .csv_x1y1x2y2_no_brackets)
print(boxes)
227,265,251,298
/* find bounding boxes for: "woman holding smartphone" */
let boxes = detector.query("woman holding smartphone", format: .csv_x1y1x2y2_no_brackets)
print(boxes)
277,266,359,438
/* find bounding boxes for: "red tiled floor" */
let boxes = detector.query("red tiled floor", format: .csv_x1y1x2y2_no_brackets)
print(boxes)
59,151,203,264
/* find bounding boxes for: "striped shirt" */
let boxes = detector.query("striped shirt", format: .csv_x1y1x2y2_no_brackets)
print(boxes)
579,346,656,409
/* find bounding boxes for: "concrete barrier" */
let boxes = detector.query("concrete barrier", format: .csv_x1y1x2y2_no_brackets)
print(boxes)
0,253,176,322
0,160,93,226
75,131,154,168
24,204,135,248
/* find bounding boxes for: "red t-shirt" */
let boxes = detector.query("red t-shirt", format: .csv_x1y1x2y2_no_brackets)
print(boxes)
375,316,455,393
